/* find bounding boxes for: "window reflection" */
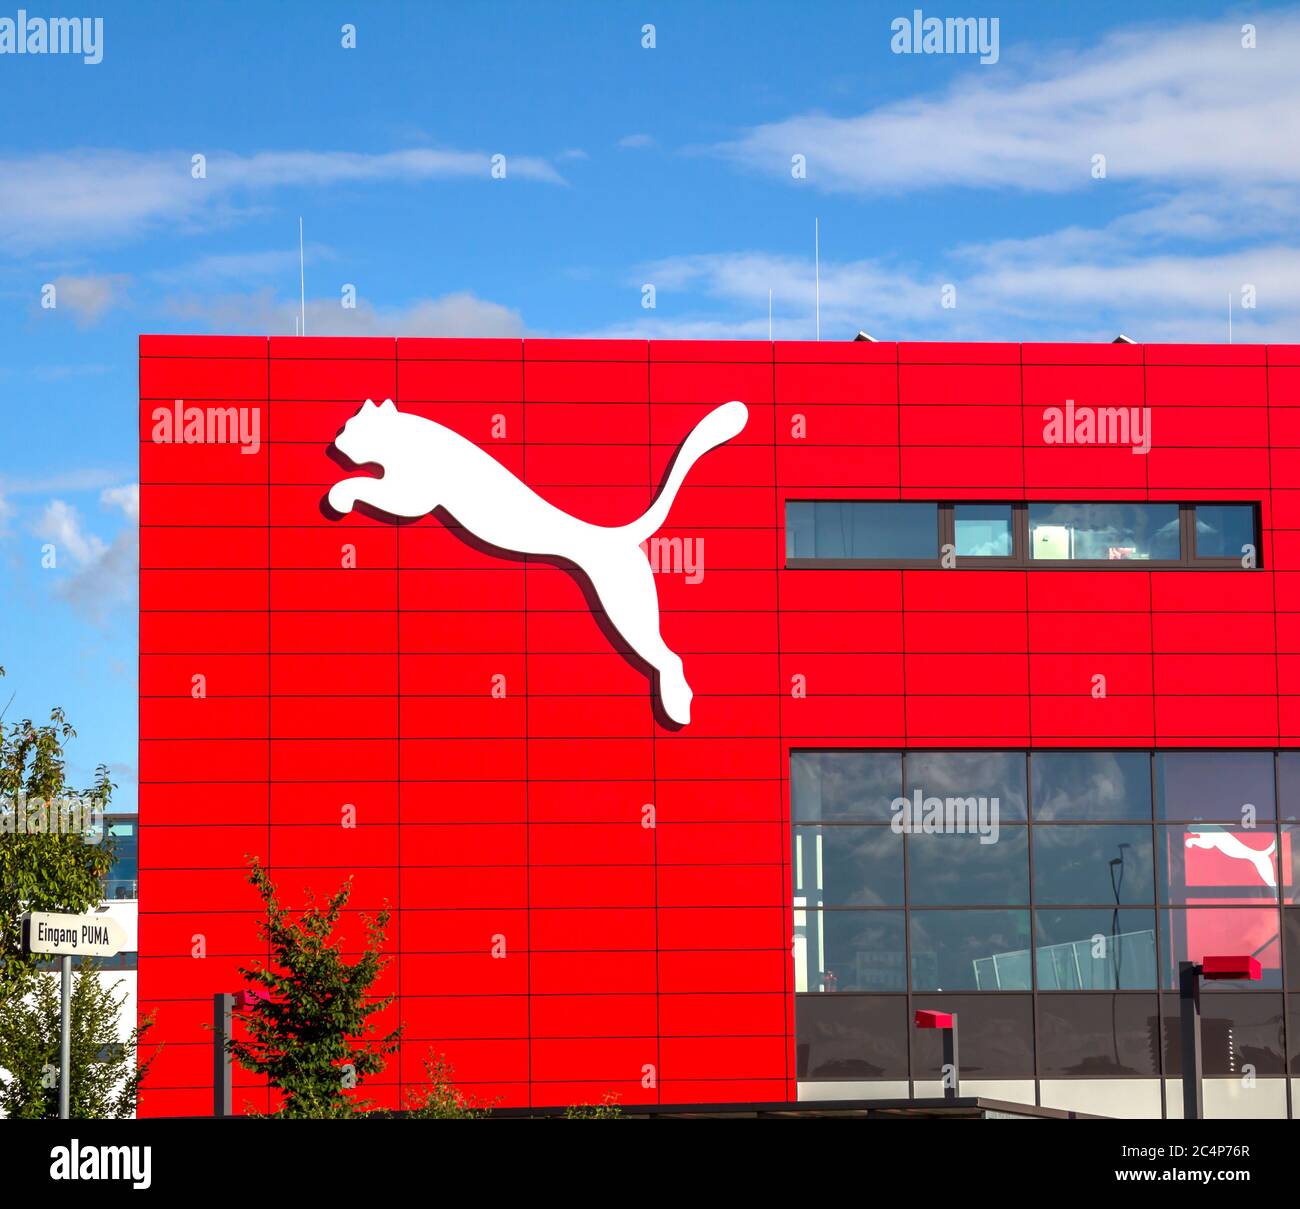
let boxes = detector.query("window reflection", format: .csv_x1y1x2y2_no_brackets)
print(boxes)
1032,752,1152,821
1158,907,1282,990
954,504,1013,557
1157,825,1280,904
1193,504,1255,559
795,996,909,1080
910,909,1032,991
909,995,1035,1078
795,910,906,993
1028,502,1180,561
785,501,937,560
1037,994,1161,1076
791,751,902,822
1163,994,1285,1076
1032,825,1154,905
906,751,1027,821
907,827,1028,906
792,826,903,906
1156,752,1275,822
1034,909,1157,989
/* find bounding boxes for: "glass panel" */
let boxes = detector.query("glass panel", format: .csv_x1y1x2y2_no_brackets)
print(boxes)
785,501,937,560
1034,909,1158,989
792,826,903,906
1284,826,1300,903
905,751,1027,822
1157,825,1279,903
1284,908,1300,990
791,751,902,822
1032,752,1152,820
1155,752,1275,822
954,504,1013,557
1037,994,1161,1076
1194,504,1255,559
795,910,906,992
907,826,1028,906
1163,994,1285,1076
1278,754,1300,823
908,994,1035,1078
1028,502,1180,561
1157,907,1282,989
795,995,909,1080
909,909,1032,991
1290,1000,1300,1077
1032,825,1154,905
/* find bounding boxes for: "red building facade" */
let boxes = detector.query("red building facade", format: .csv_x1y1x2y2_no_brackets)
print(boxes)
138,336,1300,1117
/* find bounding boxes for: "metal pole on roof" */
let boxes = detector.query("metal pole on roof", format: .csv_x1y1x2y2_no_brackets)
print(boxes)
299,217,307,337
814,218,820,341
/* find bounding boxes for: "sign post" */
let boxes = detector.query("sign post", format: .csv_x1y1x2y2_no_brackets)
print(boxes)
59,955,72,1119
20,910,127,1120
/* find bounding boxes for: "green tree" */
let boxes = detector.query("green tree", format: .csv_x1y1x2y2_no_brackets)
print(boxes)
0,681,116,1001
228,858,402,1118
0,962,155,1119
403,1050,492,1119
0,675,134,1117
563,1092,624,1119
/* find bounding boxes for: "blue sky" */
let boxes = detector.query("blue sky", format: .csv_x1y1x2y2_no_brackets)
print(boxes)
0,0,1296,808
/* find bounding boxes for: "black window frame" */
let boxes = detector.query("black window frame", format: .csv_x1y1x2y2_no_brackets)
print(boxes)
783,501,1260,570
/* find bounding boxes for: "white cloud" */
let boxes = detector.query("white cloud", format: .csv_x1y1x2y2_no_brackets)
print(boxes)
711,15,1300,194
618,134,656,150
34,499,106,567
166,287,525,338
0,146,567,252
152,247,324,285
47,272,130,325
30,487,138,622
590,225,1300,343
100,484,139,522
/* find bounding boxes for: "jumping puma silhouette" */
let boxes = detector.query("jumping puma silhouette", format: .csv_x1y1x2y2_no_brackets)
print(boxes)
1184,830,1278,888
326,397,749,725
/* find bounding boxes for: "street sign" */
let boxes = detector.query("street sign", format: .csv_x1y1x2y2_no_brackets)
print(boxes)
21,910,126,958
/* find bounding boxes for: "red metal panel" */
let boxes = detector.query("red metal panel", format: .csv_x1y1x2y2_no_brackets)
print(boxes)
138,337,1294,1117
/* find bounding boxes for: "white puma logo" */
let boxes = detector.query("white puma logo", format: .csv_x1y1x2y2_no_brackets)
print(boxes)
326,397,749,725
1184,830,1277,888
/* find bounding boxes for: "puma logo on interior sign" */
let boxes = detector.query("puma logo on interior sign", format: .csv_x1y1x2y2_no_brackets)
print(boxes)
1185,830,1278,888
326,397,749,725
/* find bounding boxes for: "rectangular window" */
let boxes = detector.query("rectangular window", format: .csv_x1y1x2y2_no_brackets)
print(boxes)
953,503,1014,557
1028,502,1180,561
1193,503,1256,560
910,909,1033,991
785,502,1258,568
785,500,937,561
1035,911,1157,990
1031,752,1153,821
